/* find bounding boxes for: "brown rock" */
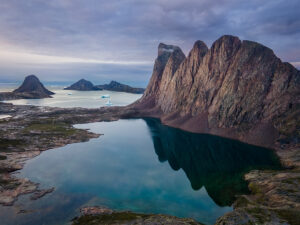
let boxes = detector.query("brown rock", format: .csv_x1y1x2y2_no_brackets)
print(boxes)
133,35,300,148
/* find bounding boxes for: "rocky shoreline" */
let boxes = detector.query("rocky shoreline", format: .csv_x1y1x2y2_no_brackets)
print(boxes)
0,102,132,206
0,102,299,224
72,206,203,225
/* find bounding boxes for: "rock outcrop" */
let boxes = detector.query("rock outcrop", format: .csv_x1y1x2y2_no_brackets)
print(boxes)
96,80,145,94
73,206,204,225
0,75,54,100
132,35,300,148
64,79,101,91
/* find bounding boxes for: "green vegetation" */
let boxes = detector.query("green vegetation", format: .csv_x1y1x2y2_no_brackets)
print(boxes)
0,178,20,190
234,195,251,208
274,209,300,225
275,103,300,139
24,121,77,137
245,207,271,224
0,155,7,160
248,183,262,194
0,178,9,185
282,177,300,184
0,139,23,152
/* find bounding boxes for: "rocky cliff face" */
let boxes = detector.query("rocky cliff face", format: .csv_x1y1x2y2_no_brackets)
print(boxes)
64,79,101,91
133,35,300,148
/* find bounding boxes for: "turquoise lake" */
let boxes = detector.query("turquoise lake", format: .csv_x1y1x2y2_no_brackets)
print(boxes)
0,118,281,225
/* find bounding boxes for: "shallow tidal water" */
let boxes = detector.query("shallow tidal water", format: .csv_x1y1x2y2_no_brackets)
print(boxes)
0,118,281,225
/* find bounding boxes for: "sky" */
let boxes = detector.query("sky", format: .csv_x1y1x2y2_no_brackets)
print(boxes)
0,0,299,87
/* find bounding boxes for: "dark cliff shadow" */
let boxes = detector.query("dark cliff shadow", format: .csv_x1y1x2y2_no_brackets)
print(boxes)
144,118,281,207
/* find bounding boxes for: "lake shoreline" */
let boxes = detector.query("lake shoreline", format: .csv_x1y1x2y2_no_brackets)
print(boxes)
0,102,299,224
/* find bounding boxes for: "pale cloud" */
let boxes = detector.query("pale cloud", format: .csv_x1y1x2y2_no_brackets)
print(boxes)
0,49,152,65
0,0,299,83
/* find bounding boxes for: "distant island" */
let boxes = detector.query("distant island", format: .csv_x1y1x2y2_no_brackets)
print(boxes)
0,75,54,101
96,81,145,94
64,79,101,91
65,79,145,94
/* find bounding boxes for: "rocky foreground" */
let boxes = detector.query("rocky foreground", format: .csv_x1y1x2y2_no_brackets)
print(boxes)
72,206,203,225
0,102,132,206
0,101,299,224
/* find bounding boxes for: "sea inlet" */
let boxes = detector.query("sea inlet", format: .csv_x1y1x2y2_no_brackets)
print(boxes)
0,118,281,225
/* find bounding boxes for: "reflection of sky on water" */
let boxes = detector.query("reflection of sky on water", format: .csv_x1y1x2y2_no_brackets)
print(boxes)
2,86,141,108
2,119,280,225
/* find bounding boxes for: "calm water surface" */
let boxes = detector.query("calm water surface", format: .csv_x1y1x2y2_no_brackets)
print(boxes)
1,85,142,108
0,119,281,225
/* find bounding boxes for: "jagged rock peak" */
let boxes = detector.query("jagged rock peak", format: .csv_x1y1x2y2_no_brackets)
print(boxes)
156,43,184,69
189,40,209,57
158,43,181,56
212,35,241,46
134,35,300,148
13,75,54,95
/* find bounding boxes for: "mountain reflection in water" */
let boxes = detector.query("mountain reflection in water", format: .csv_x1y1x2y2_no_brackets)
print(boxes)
144,118,281,206
3,119,282,225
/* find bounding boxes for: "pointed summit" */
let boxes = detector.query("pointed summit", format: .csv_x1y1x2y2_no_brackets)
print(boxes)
13,75,54,97
141,43,184,100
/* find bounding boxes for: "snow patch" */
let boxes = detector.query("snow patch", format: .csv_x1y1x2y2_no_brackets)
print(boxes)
161,48,174,53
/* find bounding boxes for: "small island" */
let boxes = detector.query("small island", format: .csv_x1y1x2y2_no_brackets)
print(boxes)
64,79,101,91
96,81,145,94
65,79,145,94
0,75,54,101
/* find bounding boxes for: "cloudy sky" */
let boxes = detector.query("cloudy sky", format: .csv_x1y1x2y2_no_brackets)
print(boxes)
0,0,299,86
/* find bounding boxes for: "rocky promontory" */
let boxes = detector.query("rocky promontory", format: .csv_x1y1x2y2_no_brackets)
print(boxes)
132,35,300,149
64,79,101,91
96,80,145,94
0,75,54,100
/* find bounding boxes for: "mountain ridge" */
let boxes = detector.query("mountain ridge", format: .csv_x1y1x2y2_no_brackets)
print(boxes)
131,35,300,148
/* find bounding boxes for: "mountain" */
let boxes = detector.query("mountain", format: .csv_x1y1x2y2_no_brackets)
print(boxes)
64,79,101,91
14,75,54,96
0,75,54,100
96,81,145,94
132,35,300,148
